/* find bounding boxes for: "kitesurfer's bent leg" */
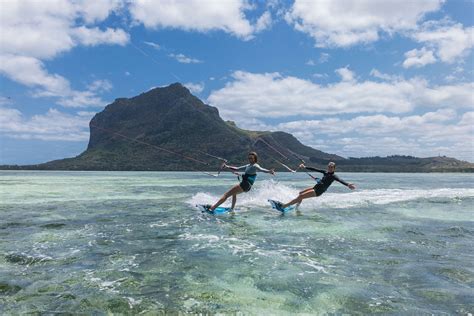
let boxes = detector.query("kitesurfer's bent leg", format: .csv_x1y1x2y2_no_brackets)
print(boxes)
211,184,244,211
281,187,316,209
295,187,314,208
231,194,237,210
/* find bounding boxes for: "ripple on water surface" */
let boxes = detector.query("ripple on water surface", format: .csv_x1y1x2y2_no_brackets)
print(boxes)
0,172,473,314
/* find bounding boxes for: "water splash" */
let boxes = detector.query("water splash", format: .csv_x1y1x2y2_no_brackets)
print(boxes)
188,180,474,210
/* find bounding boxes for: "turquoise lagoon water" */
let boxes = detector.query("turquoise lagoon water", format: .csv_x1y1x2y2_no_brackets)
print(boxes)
0,171,473,314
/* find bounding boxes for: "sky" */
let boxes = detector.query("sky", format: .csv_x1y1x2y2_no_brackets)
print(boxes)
0,0,473,165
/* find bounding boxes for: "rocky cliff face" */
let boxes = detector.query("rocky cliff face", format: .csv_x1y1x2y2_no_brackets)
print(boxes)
35,83,341,171
5,83,472,172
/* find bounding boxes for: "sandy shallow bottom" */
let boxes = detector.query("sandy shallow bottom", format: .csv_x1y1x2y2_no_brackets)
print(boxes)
1,171,473,314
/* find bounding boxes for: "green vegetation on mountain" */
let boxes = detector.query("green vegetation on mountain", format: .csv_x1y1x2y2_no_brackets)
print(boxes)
2,83,473,172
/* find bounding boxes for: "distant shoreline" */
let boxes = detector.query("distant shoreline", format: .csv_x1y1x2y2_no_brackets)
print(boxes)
1,167,473,173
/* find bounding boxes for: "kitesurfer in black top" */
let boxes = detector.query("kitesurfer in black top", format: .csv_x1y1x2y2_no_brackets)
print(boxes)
276,162,355,210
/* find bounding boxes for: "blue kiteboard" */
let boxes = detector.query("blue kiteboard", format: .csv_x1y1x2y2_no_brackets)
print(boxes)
196,204,233,215
268,199,295,213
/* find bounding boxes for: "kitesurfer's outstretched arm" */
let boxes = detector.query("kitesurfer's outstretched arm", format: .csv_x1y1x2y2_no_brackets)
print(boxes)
224,164,247,172
254,163,275,174
223,163,275,175
333,174,355,189
303,165,326,174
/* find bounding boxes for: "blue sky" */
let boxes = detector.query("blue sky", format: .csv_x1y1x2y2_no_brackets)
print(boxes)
1,0,473,164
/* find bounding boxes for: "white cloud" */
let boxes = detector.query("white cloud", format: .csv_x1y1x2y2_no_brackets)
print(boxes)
403,47,437,68
313,73,328,79
129,0,269,40
0,55,70,97
0,55,109,107
411,19,474,64
144,41,161,50
335,66,355,82
279,109,457,135
184,82,205,94
0,0,127,60
255,11,273,32
275,110,473,160
71,26,129,46
87,80,113,93
319,52,330,63
444,75,456,83
56,91,106,108
0,96,13,106
0,0,127,107
169,53,202,64
285,0,443,47
283,1,471,66
307,53,330,66
370,69,402,81
209,70,473,123
453,66,464,74
77,111,97,117
76,0,125,24
0,107,91,141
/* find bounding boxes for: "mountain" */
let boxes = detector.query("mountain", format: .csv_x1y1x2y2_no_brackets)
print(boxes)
2,83,473,172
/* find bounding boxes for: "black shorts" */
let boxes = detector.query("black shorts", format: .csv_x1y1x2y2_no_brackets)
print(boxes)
240,180,252,192
313,185,326,196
